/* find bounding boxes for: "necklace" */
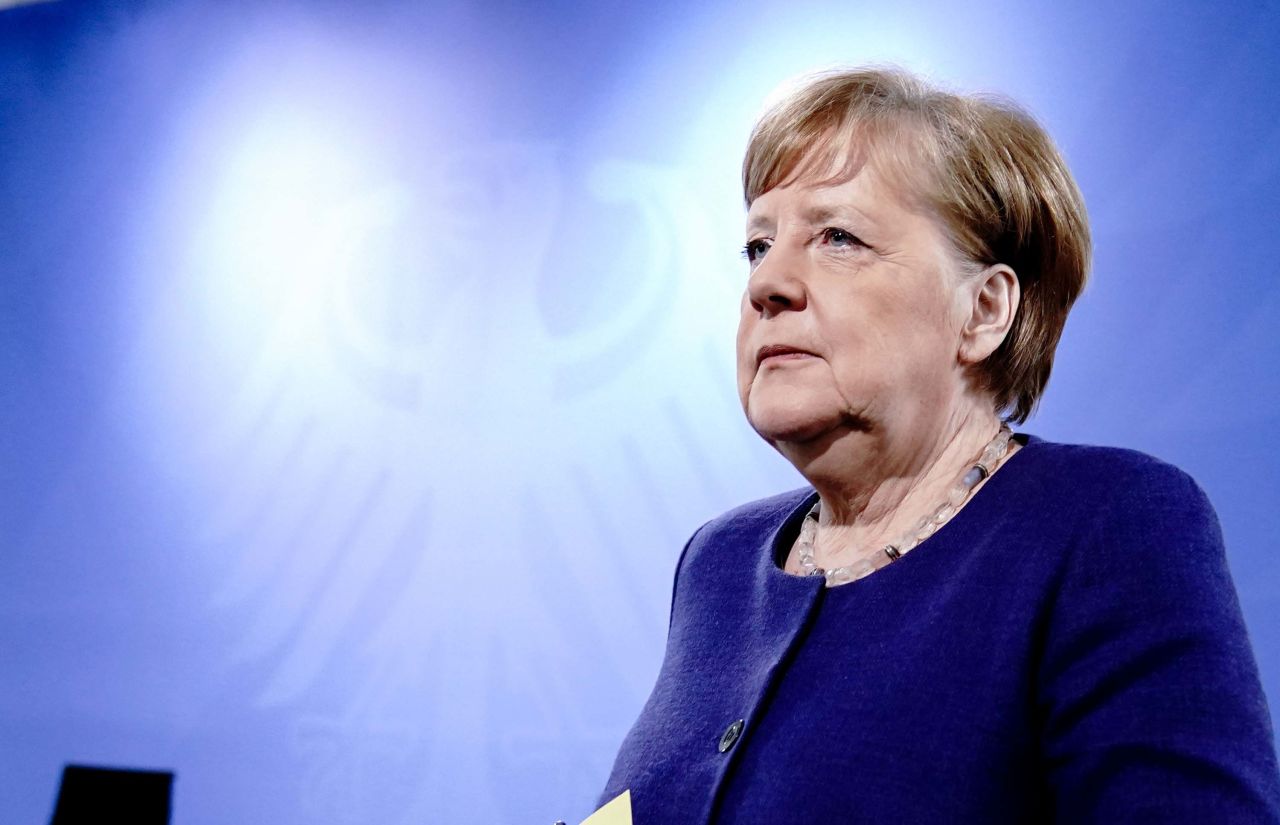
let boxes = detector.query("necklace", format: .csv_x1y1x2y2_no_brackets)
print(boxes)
795,424,1014,586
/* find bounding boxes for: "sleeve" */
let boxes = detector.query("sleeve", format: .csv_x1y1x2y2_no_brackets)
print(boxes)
1038,460,1280,822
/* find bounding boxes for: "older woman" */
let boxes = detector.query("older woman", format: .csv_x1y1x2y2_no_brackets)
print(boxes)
597,68,1280,823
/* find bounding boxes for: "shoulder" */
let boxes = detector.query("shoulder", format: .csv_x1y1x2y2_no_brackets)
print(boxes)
1020,436,1233,631
671,487,813,586
1016,436,1218,538
696,487,815,543
1020,435,1207,500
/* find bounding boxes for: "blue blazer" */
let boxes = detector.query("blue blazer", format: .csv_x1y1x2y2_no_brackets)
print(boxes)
600,436,1280,823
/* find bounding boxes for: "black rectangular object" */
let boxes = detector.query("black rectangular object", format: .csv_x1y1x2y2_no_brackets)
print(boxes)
50,764,173,825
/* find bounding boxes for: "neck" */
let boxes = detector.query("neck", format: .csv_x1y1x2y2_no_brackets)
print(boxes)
779,395,1004,558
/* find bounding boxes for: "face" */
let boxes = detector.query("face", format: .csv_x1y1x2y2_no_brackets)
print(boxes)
736,157,976,453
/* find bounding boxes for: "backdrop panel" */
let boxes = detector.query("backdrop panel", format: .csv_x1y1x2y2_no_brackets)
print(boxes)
2,1,1278,822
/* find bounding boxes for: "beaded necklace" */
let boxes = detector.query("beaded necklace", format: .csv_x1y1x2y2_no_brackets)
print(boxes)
795,424,1014,586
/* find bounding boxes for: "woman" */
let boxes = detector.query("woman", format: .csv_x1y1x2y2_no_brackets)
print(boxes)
597,68,1280,823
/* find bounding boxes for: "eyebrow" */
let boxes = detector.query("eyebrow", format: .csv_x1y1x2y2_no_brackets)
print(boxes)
746,213,772,235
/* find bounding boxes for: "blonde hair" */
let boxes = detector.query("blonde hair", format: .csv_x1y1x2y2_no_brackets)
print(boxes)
743,67,1091,423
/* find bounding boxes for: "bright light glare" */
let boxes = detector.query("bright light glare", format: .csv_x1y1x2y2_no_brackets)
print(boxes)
208,117,363,312
123,27,455,478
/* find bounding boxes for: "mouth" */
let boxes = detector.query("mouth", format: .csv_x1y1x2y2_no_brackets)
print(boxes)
756,344,818,367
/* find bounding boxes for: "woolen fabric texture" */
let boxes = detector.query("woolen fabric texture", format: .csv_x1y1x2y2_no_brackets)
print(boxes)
599,436,1280,823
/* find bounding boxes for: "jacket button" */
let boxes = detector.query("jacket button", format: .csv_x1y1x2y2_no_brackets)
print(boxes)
718,719,745,753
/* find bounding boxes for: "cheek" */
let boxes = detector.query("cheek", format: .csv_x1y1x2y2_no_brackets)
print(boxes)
735,302,754,401
827,282,958,384
888,297,965,390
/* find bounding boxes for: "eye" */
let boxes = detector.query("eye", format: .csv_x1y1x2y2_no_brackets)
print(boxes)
742,238,772,264
821,227,865,248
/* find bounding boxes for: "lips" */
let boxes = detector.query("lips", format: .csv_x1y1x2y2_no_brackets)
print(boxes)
756,344,818,366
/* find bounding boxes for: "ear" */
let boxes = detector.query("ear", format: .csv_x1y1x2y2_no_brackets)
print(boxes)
958,264,1019,365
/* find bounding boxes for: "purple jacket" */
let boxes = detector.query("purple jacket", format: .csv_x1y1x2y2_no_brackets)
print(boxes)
600,436,1280,823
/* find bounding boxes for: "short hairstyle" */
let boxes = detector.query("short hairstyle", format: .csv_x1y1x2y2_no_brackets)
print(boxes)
743,67,1091,423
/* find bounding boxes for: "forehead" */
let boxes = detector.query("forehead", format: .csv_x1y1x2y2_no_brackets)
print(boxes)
746,129,935,227
745,156,913,231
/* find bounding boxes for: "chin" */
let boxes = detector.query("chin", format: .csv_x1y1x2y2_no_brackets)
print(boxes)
746,402,843,445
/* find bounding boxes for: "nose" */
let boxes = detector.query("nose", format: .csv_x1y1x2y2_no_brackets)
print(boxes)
746,246,807,317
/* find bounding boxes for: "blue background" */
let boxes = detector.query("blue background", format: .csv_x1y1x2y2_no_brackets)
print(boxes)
2,0,1278,822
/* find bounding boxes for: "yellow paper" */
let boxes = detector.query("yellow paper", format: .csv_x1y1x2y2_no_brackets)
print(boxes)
580,789,632,825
